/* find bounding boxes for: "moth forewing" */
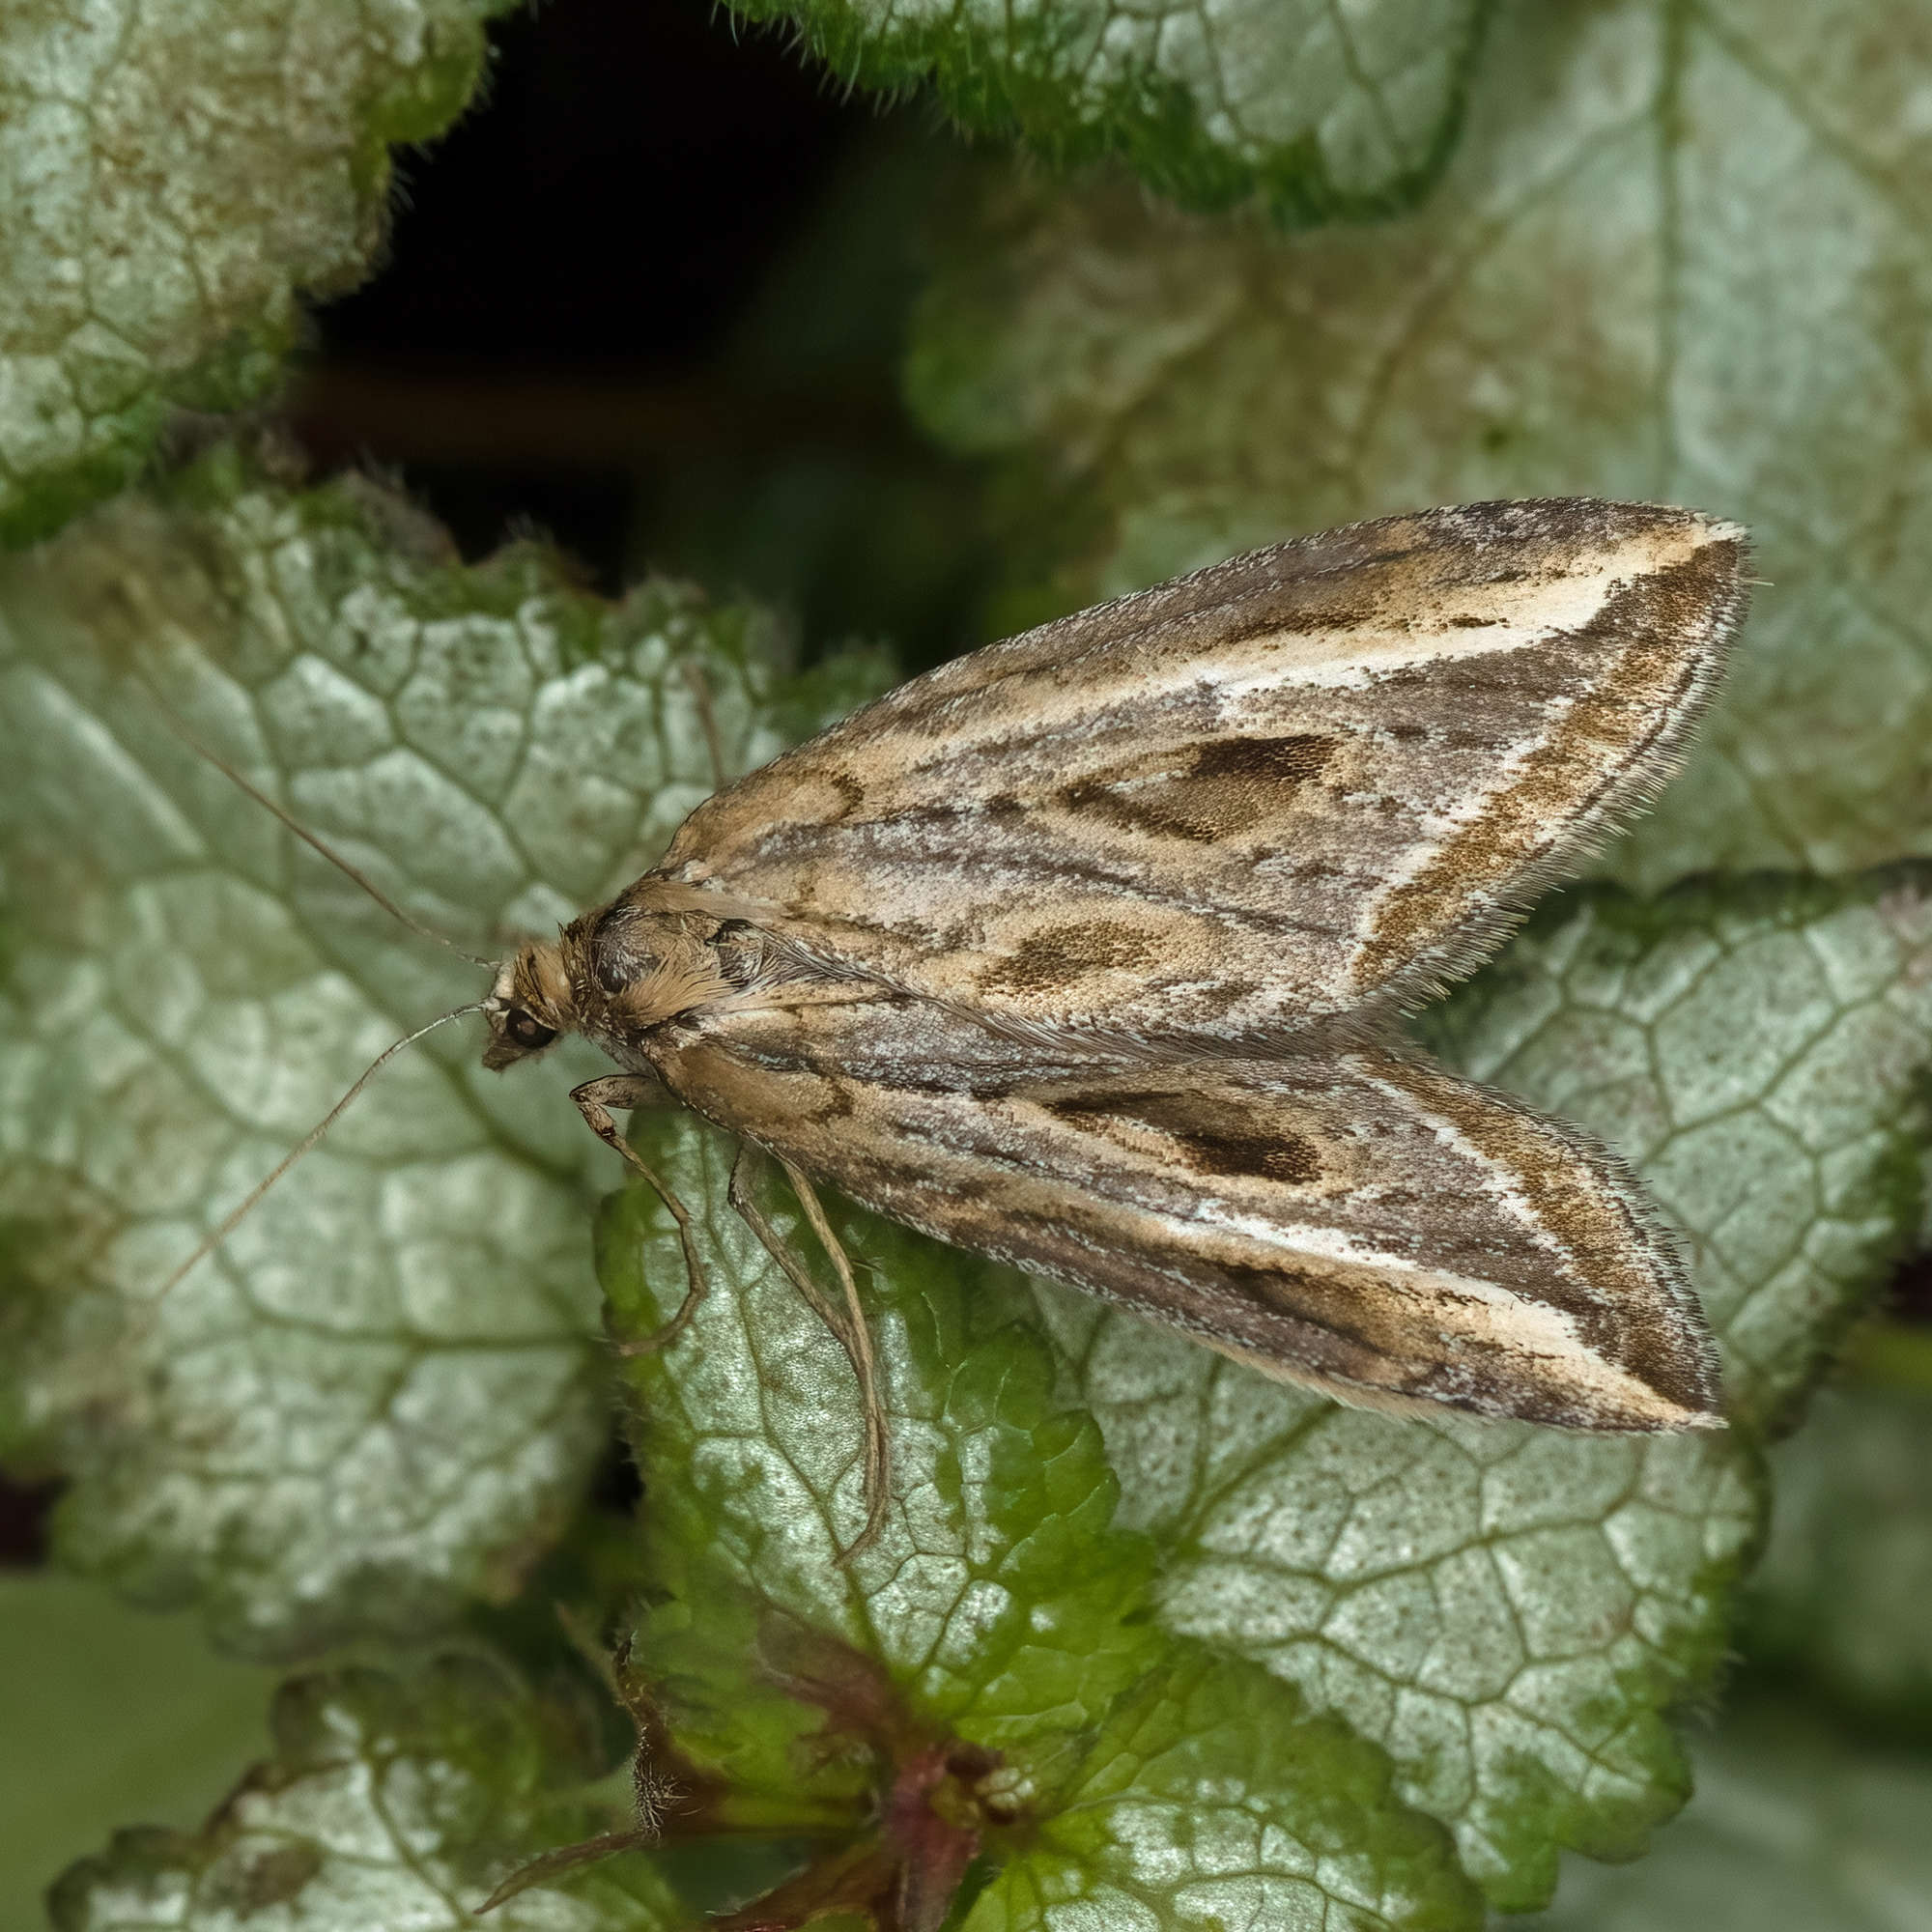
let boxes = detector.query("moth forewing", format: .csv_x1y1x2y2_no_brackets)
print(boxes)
643,998,1719,1434
654,499,1747,1041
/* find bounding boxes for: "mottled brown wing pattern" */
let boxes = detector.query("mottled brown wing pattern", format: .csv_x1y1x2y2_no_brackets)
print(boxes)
649,997,1719,1432
659,500,1747,1039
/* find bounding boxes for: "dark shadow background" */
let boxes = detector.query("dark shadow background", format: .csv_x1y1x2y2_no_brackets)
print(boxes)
289,0,989,658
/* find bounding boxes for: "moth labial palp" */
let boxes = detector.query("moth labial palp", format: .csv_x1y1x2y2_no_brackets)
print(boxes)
185,498,1756,1570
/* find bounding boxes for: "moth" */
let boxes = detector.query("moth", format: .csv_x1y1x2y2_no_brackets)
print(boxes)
178,497,1748,1557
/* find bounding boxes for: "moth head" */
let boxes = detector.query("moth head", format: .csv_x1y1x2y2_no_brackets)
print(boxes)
481,942,577,1069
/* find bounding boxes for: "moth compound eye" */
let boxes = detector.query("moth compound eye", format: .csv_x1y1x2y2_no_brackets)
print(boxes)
503,1007,558,1052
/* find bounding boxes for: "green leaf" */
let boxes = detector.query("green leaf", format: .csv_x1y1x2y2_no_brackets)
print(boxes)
0,0,517,548
0,1573,278,1930
729,0,1491,224
1744,1376,1932,1735
46,1657,687,1931
1033,1292,1754,1913
1419,871,1932,1433
0,447,888,1656
598,1115,1482,1930
963,1652,1480,1932
602,1117,1164,1792
907,0,1932,882
1026,868,1932,1910
1514,1694,1932,1932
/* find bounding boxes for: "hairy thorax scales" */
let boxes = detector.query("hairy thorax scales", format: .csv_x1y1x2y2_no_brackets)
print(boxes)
483,875,876,1076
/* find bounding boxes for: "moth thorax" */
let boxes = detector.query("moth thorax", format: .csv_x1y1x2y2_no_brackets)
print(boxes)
576,901,745,1032
585,898,666,996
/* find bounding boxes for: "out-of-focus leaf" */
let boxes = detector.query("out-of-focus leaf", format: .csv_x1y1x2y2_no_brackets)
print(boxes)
728,0,1491,224
907,0,1932,883
0,446,888,1656
1029,867,1932,1909
0,1573,278,1931
1745,1368,1932,1736
0,0,515,547
1515,1695,1932,1932
637,119,997,675
46,1658,687,1930
597,1115,1484,1930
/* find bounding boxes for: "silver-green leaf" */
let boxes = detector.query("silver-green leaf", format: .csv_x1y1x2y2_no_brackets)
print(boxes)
727,0,1490,224
1422,873,1932,1433
46,1659,686,1931
0,449,886,1655
1031,868,1932,1909
0,1,518,547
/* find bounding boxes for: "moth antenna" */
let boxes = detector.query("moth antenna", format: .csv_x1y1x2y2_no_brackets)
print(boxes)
155,706,496,969
679,658,729,792
150,1003,486,1304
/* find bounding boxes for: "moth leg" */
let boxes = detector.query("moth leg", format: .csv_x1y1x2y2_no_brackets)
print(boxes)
476,1613,676,1911
780,1157,891,1562
727,1143,891,1563
572,1076,709,1354
726,1144,852,1347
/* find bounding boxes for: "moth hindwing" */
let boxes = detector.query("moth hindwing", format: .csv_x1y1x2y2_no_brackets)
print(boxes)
479,498,1746,1473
